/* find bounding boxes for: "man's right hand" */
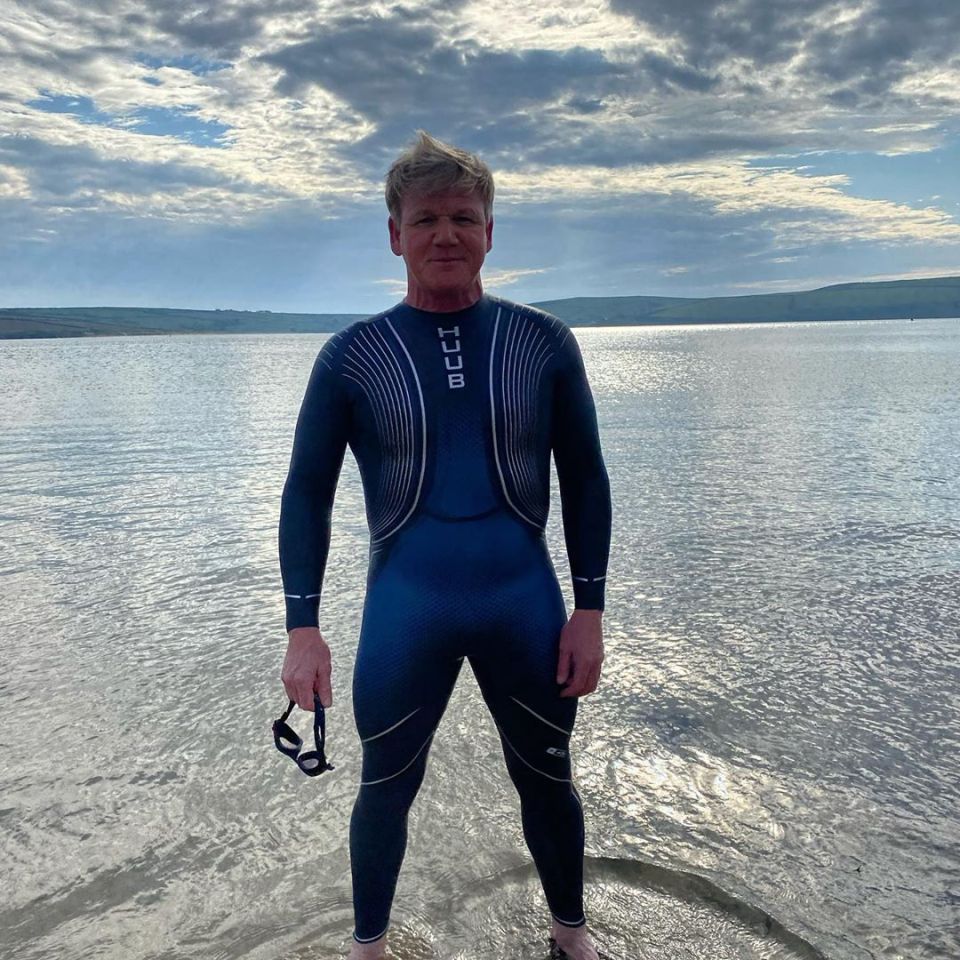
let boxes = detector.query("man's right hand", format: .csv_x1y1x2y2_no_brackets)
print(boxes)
282,627,333,710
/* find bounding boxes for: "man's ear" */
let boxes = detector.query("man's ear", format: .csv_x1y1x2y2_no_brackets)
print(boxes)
486,215,494,253
389,216,403,256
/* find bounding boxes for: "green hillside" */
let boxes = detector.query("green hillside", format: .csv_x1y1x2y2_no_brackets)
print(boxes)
2,276,958,339
532,276,960,325
0,306,364,340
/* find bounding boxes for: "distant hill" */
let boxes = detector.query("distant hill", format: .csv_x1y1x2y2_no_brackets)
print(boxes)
0,305,364,340
531,276,960,325
1,275,958,339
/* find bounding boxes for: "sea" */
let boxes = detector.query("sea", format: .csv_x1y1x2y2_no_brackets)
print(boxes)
0,317,957,960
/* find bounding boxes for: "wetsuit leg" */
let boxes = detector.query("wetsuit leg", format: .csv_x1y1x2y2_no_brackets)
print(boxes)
349,509,589,941
468,542,587,930
348,566,465,944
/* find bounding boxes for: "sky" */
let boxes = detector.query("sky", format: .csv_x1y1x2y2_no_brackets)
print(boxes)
2,0,960,314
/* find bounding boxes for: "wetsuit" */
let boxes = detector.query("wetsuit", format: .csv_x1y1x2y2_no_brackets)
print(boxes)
278,293,611,945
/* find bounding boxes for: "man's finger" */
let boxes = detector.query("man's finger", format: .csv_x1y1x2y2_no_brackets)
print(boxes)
582,664,600,696
575,655,602,696
316,673,333,709
556,646,573,685
560,661,587,697
297,682,315,711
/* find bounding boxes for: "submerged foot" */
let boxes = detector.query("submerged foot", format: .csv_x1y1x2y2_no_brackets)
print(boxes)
347,934,387,960
548,921,601,960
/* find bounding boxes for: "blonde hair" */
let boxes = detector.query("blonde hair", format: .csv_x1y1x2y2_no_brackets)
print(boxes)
385,130,494,223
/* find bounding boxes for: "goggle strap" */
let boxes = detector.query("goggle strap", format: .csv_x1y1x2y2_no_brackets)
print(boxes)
313,696,325,749
311,693,334,771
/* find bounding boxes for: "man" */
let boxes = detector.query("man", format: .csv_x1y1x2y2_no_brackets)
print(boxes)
278,131,611,960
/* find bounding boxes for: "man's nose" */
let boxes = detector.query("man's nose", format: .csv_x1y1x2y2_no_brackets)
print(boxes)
433,216,458,243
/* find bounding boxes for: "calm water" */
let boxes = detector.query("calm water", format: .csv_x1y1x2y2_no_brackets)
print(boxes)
1,318,958,960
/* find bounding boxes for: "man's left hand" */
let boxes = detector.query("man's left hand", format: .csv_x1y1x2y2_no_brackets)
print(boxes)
556,609,604,698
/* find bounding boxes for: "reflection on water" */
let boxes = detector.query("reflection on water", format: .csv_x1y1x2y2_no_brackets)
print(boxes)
1,319,958,960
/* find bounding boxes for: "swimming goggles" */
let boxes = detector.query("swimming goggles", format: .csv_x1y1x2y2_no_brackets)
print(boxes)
272,691,335,776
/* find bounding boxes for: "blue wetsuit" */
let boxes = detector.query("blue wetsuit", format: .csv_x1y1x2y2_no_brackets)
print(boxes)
278,293,611,945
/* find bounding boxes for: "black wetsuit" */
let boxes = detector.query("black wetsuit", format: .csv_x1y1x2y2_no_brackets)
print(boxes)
278,293,611,944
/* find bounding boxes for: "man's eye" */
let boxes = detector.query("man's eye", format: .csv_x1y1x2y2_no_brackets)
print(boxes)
454,216,477,224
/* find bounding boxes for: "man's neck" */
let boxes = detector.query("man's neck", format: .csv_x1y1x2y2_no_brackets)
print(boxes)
404,280,484,313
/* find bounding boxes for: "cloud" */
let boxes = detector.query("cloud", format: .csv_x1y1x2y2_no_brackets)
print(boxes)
802,0,960,93
123,0,320,57
609,0,960,118
609,0,837,68
0,163,31,199
497,160,960,246
134,53,232,76
257,7,631,173
0,133,228,199
1,0,960,310
373,266,564,301
730,264,960,292
484,266,552,287
247,0,960,180
373,277,408,297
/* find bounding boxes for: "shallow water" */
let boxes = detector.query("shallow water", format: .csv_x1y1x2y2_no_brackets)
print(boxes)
1,317,958,960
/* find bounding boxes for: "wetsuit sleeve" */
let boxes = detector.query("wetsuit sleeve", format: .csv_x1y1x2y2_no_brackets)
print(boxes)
278,334,352,632
551,327,612,611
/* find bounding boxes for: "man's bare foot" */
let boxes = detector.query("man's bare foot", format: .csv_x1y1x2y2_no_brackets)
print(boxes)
346,933,387,960
549,920,600,960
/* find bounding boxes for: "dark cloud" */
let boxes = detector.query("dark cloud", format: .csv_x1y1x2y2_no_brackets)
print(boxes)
0,135,230,204
16,0,317,60
566,96,606,115
258,7,739,174
260,14,625,111
148,0,454,56
146,0,321,56
802,0,960,102
610,0,836,69
252,0,960,179
258,9,636,175
635,48,716,92
152,2,270,55
5,40,129,92
611,0,960,94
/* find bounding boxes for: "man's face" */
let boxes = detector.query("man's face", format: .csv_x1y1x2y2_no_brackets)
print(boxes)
389,189,493,309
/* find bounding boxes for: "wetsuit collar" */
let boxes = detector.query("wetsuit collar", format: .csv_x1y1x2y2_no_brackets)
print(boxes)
396,293,489,322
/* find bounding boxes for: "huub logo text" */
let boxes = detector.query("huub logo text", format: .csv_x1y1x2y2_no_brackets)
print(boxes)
546,747,567,758
437,325,465,389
